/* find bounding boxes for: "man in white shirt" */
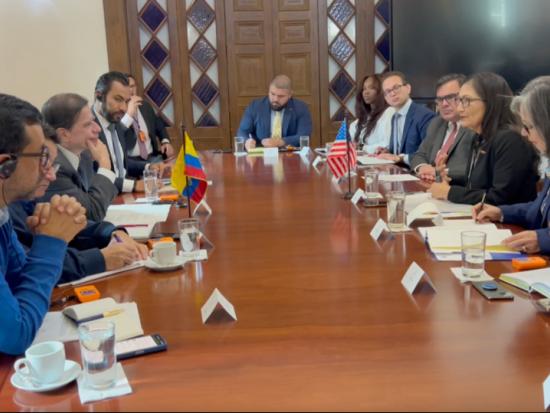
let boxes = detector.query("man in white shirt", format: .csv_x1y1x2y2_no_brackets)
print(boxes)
410,74,475,185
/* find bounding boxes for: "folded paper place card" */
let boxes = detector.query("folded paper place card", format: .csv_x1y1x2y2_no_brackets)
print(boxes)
401,262,436,294
370,218,390,241
193,199,212,216
351,188,366,205
298,147,310,157
312,156,324,168
180,249,208,261
264,148,279,158
201,288,237,324
544,374,550,410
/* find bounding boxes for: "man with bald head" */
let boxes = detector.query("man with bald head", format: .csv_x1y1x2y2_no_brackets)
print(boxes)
238,75,312,150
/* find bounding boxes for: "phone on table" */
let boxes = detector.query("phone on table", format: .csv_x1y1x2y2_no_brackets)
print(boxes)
471,281,514,301
115,334,167,360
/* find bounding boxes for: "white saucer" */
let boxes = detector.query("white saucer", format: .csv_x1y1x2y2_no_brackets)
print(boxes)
144,255,188,272
11,360,81,392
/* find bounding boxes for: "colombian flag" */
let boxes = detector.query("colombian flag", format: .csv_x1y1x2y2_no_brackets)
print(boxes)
171,132,207,204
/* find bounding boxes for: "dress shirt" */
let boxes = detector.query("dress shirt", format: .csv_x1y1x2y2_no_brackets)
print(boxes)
393,99,413,164
57,145,115,184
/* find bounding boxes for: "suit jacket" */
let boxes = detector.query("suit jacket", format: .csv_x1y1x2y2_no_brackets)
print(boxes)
448,129,539,205
8,200,116,284
124,100,170,170
500,178,550,253
236,96,312,147
410,116,475,186
40,149,118,221
395,101,436,155
93,110,141,189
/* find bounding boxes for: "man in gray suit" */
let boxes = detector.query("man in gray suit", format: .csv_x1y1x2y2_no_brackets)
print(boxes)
41,93,119,221
411,74,475,185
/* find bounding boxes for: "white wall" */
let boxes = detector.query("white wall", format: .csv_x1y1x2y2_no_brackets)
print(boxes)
0,0,109,108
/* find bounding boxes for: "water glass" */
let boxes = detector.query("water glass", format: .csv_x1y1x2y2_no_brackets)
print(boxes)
386,191,406,231
461,231,486,278
364,170,379,206
178,218,200,254
234,136,245,154
143,168,159,201
78,321,116,389
299,136,310,149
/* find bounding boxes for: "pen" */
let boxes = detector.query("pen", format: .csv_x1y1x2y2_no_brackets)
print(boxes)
121,224,149,228
477,192,487,222
113,234,123,243
77,309,124,324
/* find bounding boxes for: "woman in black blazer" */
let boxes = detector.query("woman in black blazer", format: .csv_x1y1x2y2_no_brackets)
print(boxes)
429,72,539,205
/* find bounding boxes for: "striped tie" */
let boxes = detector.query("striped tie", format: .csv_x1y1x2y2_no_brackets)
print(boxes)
272,111,282,138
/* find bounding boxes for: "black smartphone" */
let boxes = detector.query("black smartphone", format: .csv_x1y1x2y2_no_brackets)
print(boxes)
471,281,514,301
115,334,167,360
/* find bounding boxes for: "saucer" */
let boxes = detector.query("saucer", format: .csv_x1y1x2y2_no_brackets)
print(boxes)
144,255,188,272
11,360,81,392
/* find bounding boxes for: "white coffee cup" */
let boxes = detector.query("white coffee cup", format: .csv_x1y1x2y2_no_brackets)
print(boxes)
13,341,65,384
151,241,177,265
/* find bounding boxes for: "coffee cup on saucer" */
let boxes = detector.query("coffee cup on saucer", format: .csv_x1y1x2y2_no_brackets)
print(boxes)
13,341,65,385
151,241,177,266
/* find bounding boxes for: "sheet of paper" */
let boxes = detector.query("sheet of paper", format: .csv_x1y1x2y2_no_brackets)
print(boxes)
430,199,473,216
264,148,279,158
406,201,440,226
105,204,171,239
450,267,493,284
427,228,512,252
417,223,498,240
32,312,79,345
357,155,395,165
370,218,390,240
379,174,420,182
180,249,208,261
58,262,145,287
404,193,433,213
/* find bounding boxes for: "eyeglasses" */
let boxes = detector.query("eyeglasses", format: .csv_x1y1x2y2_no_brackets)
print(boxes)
435,93,459,105
9,145,50,169
456,96,485,108
383,83,406,97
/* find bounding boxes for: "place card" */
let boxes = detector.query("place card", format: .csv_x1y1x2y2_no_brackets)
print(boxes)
351,188,366,205
264,148,279,158
201,288,237,324
370,218,390,241
401,262,436,294
543,374,550,410
298,147,310,157
180,249,208,262
312,156,324,168
193,199,212,216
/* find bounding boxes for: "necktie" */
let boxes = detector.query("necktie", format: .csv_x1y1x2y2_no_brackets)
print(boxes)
77,162,89,190
439,122,459,156
108,123,125,178
272,111,282,138
389,113,401,154
133,116,149,160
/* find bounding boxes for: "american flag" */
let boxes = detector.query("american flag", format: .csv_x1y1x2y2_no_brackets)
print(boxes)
327,118,357,179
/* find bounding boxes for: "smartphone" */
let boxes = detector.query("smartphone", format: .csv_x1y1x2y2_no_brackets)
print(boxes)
471,281,514,301
115,334,167,360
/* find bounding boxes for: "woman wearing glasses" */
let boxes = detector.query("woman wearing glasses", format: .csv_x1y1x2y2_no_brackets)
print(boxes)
348,75,394,153
428,72,539,205
473,76,550,254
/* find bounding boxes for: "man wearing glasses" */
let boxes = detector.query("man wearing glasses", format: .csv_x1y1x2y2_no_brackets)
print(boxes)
0,94,87,355
377,71,436,165
410,74,475,184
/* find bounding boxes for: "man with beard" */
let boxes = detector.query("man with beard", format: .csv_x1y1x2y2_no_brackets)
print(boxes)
238,75,312,150
92,71,145,193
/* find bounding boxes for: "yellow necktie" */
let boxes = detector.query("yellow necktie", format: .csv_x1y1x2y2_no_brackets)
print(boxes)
272,111,282,138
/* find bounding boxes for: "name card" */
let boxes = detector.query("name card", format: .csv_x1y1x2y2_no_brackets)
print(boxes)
543,374,550,410
180,249,208,262
370,218,390,241
298,147,310,157
201,288,237,324
264,148,279,158
193,199,213,216
312,156,324,168
401,262,436,294
351,188,366,205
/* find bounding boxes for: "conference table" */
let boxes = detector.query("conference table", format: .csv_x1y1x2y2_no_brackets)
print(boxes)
1,151,550,411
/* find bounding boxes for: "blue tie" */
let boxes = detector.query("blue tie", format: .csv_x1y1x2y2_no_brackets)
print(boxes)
389,113,401,154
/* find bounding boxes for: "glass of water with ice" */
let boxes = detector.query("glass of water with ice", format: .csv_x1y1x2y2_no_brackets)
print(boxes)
178,218,200,257
461,231,486,278
78,321,116,389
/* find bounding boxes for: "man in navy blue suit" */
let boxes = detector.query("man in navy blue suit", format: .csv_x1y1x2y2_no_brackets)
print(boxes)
377,71,436,165
238,75,312,150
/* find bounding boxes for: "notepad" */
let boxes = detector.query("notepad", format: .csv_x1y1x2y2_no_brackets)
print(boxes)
105,204,171,240
499,268,550,297
421,226,516,254
357,155,395,165
63,298,144,342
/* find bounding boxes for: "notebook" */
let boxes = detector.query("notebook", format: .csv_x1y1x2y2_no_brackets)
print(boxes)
499,268,550,298
105,204,171,240
62,298,144,342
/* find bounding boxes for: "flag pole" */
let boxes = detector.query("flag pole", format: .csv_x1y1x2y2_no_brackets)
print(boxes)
342,112,353,199
180,122,192,218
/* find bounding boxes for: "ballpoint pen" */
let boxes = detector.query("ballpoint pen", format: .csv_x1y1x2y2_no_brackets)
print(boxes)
477,192,487,222
77,308,124,324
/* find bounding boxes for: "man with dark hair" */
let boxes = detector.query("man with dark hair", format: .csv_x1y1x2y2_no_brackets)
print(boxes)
41,93,118,221
124,74,174,169
410,74,475,184
0,94,87,355
92,71,144,193
238,75,312,150
377,71,436,165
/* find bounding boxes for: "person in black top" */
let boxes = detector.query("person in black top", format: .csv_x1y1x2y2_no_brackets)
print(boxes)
429,72,539,205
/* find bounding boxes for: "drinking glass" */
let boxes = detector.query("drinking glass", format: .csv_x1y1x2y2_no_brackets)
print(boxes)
461,231,486,278
299,136,310,149
143,168,159,201
386,191,406,231
234,137,245,154
79,321,116,389
364,169,379,206
178,218,200,254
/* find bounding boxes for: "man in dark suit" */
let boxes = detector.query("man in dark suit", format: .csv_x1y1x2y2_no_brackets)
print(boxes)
238,75,312,149
410,74,475,186
91,71,144,193
377,71,436,165
124,74,174,173
41,93,118,221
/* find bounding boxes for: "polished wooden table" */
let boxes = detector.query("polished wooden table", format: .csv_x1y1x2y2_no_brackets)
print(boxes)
1,152,550,411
